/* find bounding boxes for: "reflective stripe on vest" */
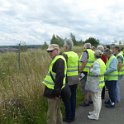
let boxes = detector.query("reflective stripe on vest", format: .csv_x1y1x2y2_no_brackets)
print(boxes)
89,59,106,88
117,52,124,75
64,51,79,76
42,55,67,89
105,55,118,81
79,49,95,73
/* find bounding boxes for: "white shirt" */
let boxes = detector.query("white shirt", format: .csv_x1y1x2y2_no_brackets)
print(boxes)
85,59,101,92
90,61,100,75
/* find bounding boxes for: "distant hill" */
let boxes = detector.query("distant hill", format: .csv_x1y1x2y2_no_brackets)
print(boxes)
0,45,42,53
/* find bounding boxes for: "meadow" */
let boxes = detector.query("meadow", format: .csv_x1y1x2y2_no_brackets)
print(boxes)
0,47,83,124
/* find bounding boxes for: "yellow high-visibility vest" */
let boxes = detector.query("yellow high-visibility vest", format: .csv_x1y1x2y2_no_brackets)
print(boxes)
105,55,118,81
79,49,95,73
42,55,67,89
89,59,106,88
64,51,79,76
117,52,124,76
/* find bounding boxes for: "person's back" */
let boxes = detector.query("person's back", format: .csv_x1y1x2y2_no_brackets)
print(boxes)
86,50,106,120
104,48,118,108
62,39,79,123
79,43,95,106
97,45,107,99
113,46,124,103
64,51,79,85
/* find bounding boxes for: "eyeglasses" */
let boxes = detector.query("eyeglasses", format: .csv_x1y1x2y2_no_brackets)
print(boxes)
47,50,53,53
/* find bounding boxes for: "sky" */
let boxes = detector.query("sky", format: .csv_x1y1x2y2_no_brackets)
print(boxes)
0,0,124,46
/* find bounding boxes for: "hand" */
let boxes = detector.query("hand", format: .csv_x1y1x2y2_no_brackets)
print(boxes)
79,73,85,80
54,89,61,97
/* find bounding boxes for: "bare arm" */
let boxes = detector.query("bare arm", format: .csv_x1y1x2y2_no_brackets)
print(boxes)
79,51,88,72
79,62,87,72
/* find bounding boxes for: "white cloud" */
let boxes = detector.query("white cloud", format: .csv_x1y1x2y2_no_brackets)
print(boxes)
0,0,124,45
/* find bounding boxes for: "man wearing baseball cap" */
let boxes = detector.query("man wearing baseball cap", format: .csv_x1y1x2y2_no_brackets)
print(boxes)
43,44,67,124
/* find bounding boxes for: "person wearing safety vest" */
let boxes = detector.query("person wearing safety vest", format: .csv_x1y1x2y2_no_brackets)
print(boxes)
85,50,106,120
42,44,67,124
113,46,124,103
62,39,79,123
97,45,107,99
79,43,95,106
104,48,118,108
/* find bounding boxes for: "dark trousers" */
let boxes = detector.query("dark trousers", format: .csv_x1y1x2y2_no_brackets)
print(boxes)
62,84,77,120
105,80,117,103
101,86,105,99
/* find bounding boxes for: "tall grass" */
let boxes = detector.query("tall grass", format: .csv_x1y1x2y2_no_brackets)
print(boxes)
0,47,83,124
0,49,51,124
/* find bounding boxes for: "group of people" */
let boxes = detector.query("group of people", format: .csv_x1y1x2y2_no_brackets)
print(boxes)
42,39,124,124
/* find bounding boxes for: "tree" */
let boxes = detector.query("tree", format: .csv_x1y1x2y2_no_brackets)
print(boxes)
84,37,99,47
70,33,77,45
41,42,48,49
50,34,64,47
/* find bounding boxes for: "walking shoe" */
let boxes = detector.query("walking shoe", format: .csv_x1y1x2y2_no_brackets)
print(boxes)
104,99,111,104
88,111,95,115
105,103,115,108
88,114,99,120
63,118,73,123
89,101,93,104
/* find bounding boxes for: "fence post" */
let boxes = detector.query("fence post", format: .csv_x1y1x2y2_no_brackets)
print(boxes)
18,43,21,69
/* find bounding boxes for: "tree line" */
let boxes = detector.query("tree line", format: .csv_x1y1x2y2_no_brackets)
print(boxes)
45,33,100,49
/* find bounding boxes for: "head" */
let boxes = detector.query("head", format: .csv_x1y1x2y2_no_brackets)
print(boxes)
112,46,120,55
91,46,96,51
94,50,102,59
64,39,73,51
83,43,91,49
105,45,111,50
47,44,60,58
97,45,104,53
104,48,112,58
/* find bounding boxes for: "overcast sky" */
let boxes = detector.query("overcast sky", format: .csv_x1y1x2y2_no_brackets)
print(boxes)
0,0,124,46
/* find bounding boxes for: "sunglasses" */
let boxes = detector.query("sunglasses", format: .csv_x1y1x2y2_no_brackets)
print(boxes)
47,50,53,53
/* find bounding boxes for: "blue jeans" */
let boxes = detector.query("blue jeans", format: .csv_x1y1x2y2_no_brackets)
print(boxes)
62,84,77,120
105,80,117,103
115,75,123,102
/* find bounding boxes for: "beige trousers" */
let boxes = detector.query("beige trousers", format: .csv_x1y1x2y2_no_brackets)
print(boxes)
91,90,102,118
47,98,63,124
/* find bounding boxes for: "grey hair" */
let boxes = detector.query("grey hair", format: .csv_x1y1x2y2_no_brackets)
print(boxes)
84,43,91,49
97,45,104,52
64,39,73,50
104,48,112,55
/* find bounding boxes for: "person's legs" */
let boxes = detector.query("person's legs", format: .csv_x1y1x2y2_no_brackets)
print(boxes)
105,81,117,108
80,74,91,106
56,99,63,124
105,81,111,101
80,75,87,95
63,84,77,122
92,90,102,118
47,98,58,124
101,86,105,99
88,90,102,120
62,91,72,121
70,84,77,120
110,81,117,103
115,76,123,102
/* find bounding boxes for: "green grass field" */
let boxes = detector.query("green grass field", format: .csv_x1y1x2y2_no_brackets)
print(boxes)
0,47,83,124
